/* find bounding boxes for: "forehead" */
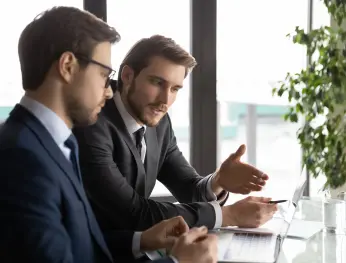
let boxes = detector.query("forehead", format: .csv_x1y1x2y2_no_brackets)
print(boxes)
91,42,112,68
141,56,186,85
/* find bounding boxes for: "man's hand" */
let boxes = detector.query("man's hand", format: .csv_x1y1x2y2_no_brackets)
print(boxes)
140,216,189,251
212,144,269,194
170,226,218,263
221,196,278,228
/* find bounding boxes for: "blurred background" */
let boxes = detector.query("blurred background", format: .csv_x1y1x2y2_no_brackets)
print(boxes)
0,0,330,201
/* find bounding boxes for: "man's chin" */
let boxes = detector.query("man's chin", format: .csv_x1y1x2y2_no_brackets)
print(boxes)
74,115,98,127
141,116,162,127
88,114,99,125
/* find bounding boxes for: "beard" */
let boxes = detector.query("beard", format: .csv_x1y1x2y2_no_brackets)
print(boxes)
66,95,101,128
126,82,167,127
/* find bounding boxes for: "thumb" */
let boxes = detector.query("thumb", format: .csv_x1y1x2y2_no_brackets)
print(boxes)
229,144,246,161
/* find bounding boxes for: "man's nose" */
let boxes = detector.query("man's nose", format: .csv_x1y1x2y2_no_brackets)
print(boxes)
158,87,171,104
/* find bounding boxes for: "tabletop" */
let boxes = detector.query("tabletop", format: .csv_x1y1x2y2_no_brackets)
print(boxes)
276,196,346,263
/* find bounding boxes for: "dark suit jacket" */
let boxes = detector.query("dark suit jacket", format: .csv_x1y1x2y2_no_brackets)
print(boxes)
74,98,218,233
0,105,174,263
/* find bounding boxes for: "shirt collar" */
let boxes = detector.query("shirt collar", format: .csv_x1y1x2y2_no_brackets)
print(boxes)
20,95,71,146
113,91,146,135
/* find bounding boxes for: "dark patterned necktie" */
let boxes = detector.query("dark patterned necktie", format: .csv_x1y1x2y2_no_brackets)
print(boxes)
133,127,145,157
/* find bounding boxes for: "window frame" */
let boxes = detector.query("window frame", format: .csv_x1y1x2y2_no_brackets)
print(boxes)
84,0,320,199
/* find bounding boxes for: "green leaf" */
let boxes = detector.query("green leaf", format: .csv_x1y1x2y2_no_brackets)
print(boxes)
272,87,277,96
273,0,346,189
278,88,285,97
296,103,303,113
289,113,298,123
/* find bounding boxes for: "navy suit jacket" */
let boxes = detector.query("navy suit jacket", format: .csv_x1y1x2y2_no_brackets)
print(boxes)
0,105,174,263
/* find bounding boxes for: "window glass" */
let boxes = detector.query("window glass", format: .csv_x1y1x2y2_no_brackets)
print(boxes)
107,0,191,196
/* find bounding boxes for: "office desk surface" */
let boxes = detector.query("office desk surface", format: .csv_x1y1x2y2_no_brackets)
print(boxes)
276,197,346,263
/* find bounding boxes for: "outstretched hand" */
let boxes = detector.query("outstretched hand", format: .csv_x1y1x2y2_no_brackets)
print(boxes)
213,144,269,194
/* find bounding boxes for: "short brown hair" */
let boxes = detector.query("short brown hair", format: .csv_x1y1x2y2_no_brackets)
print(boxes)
116,35,197,92
18,6,121,91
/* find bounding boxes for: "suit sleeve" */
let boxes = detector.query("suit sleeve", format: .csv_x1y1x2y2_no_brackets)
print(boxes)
74,117,216,231
157,115,227,228
157,116,214,203
104,230,138,262
0,148,74,263
106,231,176,263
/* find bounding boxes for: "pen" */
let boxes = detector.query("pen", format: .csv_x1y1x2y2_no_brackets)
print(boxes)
268,200,288,204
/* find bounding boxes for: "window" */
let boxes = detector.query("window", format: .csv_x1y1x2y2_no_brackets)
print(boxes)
0,0,83,122
309,0,330,197
313,0,330,29
107,0,191,196
217,1,308,202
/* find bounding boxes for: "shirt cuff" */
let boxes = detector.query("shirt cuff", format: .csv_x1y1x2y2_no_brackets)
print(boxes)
205,173,218,201
206,173,228,203
169,255,179,263
209,200,223,228
132,232,145,258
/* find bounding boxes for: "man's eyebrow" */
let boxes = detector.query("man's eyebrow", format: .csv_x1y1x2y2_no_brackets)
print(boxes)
148,75,183,88
148,75,166,82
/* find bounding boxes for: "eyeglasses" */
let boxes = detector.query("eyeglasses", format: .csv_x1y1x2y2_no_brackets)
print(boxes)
75,54,116,89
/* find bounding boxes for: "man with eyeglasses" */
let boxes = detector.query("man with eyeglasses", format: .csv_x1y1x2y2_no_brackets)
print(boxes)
0,6,217,263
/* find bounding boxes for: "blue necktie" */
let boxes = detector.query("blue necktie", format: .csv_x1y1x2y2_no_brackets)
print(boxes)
64,134,81,181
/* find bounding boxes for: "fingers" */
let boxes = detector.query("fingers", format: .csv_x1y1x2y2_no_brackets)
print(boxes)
247,196,272,203
198,234,218,263
246,196,279,214
169,216,189,236
236,180,264,194
232,197,278,228
257,201,278,217
261,173,269,180
181,226,208,244
245,164,268,180
239,162,269,181
251,200,278,227
259,197,273,203
260,205,278,224
199,233,218,246
244,182,263,191
254,175,266,186
236,187,251,195
264,203,278,213
236,163,269,185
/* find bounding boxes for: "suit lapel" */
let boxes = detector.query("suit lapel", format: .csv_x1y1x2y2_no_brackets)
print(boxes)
144,127,159,197
11,105,112,261
11,105,85,199
103,100,147,195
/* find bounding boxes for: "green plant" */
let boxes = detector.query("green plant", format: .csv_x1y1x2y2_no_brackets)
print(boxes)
272,0,346,189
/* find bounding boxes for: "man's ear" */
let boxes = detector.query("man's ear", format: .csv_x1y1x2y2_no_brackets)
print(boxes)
58,51,79,84
120,65,135,87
